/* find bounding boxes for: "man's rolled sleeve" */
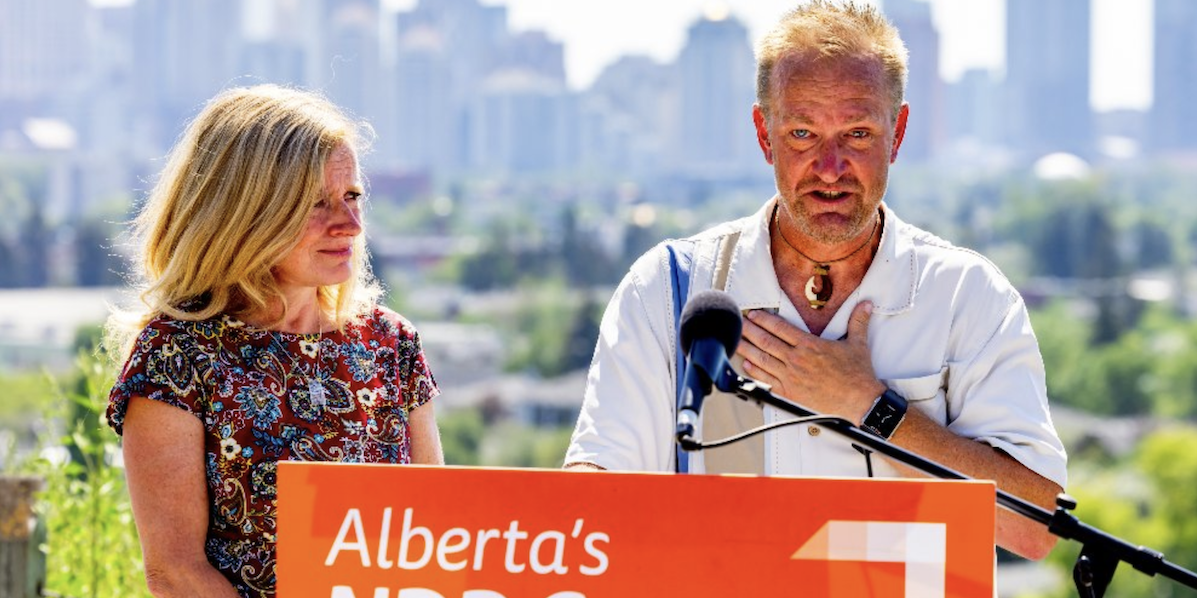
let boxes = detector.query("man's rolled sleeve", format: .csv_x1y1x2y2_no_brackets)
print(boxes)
946,293,1069,489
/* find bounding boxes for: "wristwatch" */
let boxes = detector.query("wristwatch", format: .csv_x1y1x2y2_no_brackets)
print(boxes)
861,388,908,440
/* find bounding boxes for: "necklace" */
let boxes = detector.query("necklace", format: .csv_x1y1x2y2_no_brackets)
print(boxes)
773,204,880,310
307,332,326,408
267,325,326,409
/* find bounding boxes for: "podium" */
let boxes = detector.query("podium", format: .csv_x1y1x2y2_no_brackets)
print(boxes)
278,463,995,597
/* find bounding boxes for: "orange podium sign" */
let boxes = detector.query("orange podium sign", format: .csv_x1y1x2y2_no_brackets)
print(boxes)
278,464,995,597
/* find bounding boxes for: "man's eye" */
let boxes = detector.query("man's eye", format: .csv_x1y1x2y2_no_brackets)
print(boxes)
790,129,811,139
849,130,871,139
346,191,363,202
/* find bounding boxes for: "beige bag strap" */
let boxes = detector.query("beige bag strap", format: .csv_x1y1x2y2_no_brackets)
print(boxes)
700,231,766,475
712,230,739,292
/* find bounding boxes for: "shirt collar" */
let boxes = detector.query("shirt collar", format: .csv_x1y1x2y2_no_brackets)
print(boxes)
723,199,918,316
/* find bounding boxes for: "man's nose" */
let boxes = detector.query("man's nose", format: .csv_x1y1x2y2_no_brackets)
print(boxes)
811,140,848,181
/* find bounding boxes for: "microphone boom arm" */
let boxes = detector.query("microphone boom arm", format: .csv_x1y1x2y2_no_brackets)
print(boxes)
677,372,1197,597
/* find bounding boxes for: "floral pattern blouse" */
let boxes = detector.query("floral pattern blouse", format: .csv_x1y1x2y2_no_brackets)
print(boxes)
107,306,438,598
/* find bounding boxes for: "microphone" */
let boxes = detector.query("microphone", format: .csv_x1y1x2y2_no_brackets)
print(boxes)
675,290,742,450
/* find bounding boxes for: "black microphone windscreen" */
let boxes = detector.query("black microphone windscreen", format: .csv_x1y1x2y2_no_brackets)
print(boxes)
679,290,742,356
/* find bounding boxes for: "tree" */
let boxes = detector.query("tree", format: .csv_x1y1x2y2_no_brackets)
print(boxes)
74,219,125,287
437,408,485,466
559,294,602,373
19,202,50,287
1044,427,1197,598
559,205,618,286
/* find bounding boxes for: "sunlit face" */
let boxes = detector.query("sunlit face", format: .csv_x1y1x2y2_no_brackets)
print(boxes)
272,143,364,294
753,52,908,245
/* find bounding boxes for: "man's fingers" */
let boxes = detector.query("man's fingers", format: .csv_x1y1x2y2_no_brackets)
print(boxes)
735,335,773,370
846,301,873,343
745,309,806,346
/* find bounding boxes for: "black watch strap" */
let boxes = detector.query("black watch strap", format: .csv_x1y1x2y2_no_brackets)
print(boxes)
861,388,908,439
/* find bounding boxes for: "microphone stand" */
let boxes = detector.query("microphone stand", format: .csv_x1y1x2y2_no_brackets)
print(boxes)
676,372,1197,597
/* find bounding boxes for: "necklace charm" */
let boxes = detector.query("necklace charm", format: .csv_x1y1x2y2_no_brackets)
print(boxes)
804,264,833,309
773,203,881,311
309,378,327,408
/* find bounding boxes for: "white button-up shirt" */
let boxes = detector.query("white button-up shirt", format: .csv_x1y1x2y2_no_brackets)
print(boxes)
567,200,1068,488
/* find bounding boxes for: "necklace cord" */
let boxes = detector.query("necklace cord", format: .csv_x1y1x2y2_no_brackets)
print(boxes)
773,203,879,266
772,203,881,310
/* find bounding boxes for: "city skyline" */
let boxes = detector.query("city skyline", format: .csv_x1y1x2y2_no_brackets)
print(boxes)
88,0,1155,111
380,0,1152,112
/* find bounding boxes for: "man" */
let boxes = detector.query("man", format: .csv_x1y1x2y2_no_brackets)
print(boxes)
565,0,1067,560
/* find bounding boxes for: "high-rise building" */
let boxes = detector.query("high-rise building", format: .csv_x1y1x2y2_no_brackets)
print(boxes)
391,0,510,173
1004,0,1093,160
392,26,454,172
0,0,90,112
501,31,566,84
584,55,678,176
470,70,572,175
675,8,758,180
1151,0,1197,154
946,68,1003,149
130,0,243,150
884,0,942,163
322,2,384,123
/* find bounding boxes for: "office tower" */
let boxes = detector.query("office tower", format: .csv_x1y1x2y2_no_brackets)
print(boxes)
884,0,942,163
584,56,678,176
1151,0,1197,154
468,30,570,175
501,31,566,84
0,0,90,117
239,0,308,88
318,1,383,122
392,25,455,171
470,71,572,175
946,68,1003,150
391,0,510,173
675,8,758,180
1005,0,1093,160
130,0,243,151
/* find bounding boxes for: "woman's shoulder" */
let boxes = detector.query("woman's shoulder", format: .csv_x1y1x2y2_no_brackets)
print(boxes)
140,313,236,341
352,305,422,342
125,314,250,363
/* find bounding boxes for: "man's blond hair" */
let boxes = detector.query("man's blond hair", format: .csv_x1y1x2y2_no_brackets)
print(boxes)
755,0,909,120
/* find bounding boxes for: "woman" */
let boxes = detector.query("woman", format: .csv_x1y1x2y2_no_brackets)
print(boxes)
104,84,444,598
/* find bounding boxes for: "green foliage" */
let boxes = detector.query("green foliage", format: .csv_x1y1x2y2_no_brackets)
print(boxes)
0,371,59,459
1031,302,1197,418
1030,301,1091,410
502,280,601,377
456,220,539,291
1040,427,1197,598
438,407,486,466
18,350,149,598
481,421,573,469
1135,428,1197,567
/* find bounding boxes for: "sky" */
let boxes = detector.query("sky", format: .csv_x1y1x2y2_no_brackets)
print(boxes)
384,0,1153,112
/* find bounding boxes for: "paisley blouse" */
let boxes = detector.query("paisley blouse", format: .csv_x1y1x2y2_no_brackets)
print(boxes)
107,306,438,598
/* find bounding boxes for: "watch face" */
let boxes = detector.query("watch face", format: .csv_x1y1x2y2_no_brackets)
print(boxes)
864,391,907,439
868,404,900,427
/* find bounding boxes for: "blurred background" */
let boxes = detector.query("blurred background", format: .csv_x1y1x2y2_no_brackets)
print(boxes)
3,0,1197,596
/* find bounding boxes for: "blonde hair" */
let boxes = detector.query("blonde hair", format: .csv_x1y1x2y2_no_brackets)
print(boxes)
106,84,380,361
755,0,908,120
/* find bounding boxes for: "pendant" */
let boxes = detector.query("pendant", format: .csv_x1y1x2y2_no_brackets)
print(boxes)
803,264,832,309
308,378,327,408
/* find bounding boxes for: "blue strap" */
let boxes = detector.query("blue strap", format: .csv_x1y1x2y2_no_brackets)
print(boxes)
666,241,694,473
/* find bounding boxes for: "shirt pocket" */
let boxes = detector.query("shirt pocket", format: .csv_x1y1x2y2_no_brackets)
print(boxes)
883,368,948,425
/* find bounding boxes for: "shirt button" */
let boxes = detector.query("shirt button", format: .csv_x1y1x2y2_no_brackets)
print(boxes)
807,425,821,437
